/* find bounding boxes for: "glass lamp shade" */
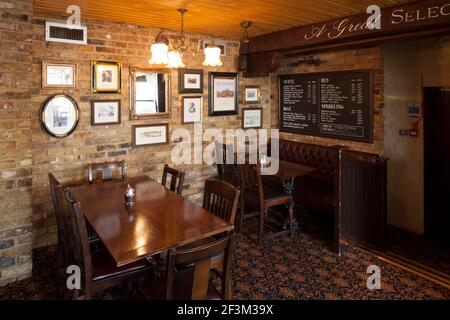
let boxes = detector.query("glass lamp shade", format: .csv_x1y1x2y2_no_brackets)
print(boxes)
167,50,186,69
203,46,223,67
149,43,169,65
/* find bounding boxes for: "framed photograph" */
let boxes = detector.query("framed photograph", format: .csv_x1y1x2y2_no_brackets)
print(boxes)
42,62,76,89
133,124,169,147
92,61,121,93
91,100,121,126
243,86,261,104
178,69,203,94
242,108,263,129
203,40,227,56
182,96,203,124
208,72,239,116
39,95,80,138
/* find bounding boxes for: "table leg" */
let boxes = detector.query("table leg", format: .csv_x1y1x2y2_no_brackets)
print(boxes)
282,178,297,230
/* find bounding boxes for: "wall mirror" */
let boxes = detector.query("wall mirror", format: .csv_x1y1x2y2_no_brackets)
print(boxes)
130,68,170,119
40,94,80,138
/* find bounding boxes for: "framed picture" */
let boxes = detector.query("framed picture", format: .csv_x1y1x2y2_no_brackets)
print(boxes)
178,69,203,94
182,96,203,124
133,124,169,147
92,61,121,93
39,95,80,138
208,72,239,116
42,62,76,89
203,40,227,56
91,100,121,126
242,108,263,129
243,86,261,104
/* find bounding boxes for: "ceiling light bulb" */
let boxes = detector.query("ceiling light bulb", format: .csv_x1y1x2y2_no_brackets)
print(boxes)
149,43,169,65
203,46,223,67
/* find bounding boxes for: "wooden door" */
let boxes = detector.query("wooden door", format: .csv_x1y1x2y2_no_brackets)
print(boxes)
424,87,450,244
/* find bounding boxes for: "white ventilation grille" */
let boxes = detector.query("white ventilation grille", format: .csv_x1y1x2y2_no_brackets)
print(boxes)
45,21,87,45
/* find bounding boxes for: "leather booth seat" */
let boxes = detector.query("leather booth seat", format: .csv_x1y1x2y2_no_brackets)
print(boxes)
267,139,339,214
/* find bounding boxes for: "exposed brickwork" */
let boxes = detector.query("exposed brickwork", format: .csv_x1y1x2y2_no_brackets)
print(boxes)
0,0,34,285
0,0,247,285
29,14,243,249
0,1,384,286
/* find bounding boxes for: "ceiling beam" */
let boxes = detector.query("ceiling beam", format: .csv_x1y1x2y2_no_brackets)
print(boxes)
241,0,450,56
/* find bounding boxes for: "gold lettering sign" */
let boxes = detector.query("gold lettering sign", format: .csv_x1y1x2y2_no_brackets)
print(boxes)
390,3,450,24
303,2,450,42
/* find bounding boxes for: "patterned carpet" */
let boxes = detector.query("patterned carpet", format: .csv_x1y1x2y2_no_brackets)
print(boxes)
0,210,449,300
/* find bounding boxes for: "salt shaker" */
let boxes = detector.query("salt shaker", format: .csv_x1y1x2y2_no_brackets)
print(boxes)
125,184,136,207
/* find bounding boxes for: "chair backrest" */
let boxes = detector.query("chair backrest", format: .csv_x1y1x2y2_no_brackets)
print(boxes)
48,173,71,255
88,160,126,184
215,142,239,186
64,189,93,298
237,162,265,204
203,179,240,224
165,232,235,300
161,164,185,195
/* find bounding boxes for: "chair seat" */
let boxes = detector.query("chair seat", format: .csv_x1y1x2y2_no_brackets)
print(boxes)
138,267,221,300
246,185,290,206
176,237,224,270
91,249,151,282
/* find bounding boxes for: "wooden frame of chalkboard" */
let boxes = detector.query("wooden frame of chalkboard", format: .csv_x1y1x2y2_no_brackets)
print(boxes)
279,70,374,143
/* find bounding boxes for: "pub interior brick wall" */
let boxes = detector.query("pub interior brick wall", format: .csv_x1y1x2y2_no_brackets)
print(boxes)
0,0,34,286
1,0,263,285
0,0,383,286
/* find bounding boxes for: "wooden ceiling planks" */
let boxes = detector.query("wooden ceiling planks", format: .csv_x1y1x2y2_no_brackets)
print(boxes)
33,0,416,39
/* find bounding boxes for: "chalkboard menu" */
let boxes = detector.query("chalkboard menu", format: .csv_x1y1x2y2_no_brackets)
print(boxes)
279,70,373,142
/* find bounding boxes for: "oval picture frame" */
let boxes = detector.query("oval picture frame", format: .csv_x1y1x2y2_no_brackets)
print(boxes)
40,94,80,138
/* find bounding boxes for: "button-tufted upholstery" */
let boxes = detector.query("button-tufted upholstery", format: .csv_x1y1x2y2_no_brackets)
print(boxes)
267,139,339,214
278,139,338,176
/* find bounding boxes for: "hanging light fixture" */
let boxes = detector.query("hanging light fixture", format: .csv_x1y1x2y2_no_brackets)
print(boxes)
167,50,185,68
203,41,223,67
167,8,187,69
149,32,169,65
240,20,252,43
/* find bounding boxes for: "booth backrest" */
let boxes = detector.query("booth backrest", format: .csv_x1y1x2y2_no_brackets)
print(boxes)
277,139,339,177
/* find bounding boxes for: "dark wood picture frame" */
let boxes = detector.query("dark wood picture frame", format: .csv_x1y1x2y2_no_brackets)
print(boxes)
178,69,203,94
91,100,121,126
208,72,239,117
181,96,203,124
92,60,122,93
242,107,263,129
132,123,169,147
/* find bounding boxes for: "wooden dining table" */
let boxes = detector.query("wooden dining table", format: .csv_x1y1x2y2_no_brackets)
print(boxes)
70,176,234,267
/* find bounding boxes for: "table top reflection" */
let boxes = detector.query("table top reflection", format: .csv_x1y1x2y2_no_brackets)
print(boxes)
70,176,233,267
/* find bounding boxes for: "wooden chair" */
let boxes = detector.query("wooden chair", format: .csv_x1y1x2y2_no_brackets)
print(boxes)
48,173,72,277
64,189,151,300
173,179,238,279
49,174,104,276
138,232,235,300
238,162,294,245
88,160,126,184
202,179,240,225
215,142,239,187
161,164,185,195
